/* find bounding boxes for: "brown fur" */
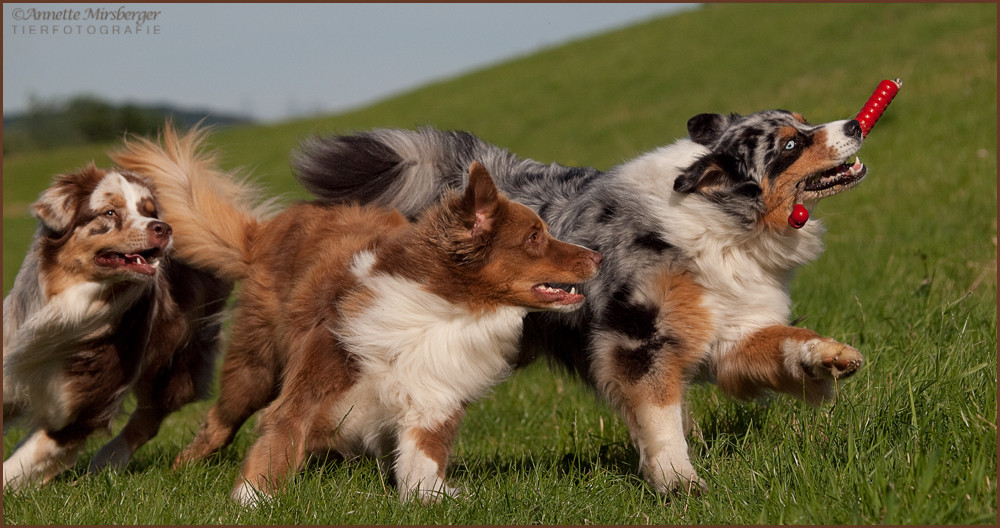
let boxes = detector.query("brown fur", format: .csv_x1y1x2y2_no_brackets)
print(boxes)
718,325,861,404
111,127,601,503
3,165,231,489
228,170,598,502
759,128,833,230
596,266,715,410
414,408,466,480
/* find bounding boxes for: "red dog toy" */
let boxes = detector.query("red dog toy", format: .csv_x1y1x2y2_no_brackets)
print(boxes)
855,78,903,138
788,78,902,229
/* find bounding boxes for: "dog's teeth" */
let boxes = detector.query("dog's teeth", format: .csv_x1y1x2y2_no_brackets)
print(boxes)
569,287,577,295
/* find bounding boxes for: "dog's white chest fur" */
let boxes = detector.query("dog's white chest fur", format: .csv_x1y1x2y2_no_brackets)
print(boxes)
328,252,526,455
619,141,828,360
3,280,140,430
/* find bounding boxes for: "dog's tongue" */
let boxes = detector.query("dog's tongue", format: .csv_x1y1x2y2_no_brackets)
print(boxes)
96,251,157,276
533,284,584,305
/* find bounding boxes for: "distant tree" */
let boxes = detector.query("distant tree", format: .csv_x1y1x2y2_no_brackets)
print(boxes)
3,94,250,154
120,104,160,137
67,96,117,142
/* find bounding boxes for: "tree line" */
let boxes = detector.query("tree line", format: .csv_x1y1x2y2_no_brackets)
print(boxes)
3,95,250,154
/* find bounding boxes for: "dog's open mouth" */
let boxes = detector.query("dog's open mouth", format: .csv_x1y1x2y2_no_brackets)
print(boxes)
800,157,867,199
95,248,163,276
532,283,585,307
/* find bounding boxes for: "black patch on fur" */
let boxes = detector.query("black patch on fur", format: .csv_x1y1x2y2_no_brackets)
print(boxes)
597,200,618,224
633,232,673,254
519,312,593,382
615,341,657,382
766,132,813,182
601,284,659,342
613,327,686,382
674,151,748,193
702,183,765,227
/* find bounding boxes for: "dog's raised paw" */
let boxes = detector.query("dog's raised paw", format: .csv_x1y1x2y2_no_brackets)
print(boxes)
802,339,863,380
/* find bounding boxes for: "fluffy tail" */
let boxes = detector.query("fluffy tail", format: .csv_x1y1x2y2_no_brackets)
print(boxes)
110,125,275,282
293,128,522,218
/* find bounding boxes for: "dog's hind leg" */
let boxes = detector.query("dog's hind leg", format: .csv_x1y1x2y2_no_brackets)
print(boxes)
174,312,282,469
93,296,227,473
230,339,353,507
231,407,311,507
172,352,280,468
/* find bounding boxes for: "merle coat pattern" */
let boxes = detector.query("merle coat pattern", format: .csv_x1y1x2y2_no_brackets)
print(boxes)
3,166,231,489
291,110,866,494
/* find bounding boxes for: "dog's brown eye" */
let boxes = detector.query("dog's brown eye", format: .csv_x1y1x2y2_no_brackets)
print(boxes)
105,210,116,217
528,232,539,243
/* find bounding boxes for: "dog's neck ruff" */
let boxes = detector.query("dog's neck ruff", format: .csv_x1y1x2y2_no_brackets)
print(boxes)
339,250,525,415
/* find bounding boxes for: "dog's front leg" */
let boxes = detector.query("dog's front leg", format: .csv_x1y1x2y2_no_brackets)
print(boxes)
591,341,705,495
591,267,714,495
716,325,864,404
394,408,464,504
89,406,168,473
3,429,85,490
593,344,706,496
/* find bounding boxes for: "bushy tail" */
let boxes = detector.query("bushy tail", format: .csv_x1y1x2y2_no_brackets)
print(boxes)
110,125,276,282
293,128,515,218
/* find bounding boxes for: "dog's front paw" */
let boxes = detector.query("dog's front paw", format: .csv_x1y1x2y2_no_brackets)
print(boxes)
642,457,706,497
800,339,864,380
231,480,273,508
400,481,461,505
784,338,864,404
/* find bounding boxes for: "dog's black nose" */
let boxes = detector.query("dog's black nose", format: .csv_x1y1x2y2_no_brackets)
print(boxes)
844,119,863,139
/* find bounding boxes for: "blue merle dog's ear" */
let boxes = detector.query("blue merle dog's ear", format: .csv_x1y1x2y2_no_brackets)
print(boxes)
674,155,731,193
673,150,761,197
687,113,740,146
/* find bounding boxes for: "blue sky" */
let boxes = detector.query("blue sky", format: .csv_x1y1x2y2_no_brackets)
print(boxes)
4,3,697,122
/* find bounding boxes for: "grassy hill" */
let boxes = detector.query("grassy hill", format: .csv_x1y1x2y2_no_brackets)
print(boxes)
3,3,996,524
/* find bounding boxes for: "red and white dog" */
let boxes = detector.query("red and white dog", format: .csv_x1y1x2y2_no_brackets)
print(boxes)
111,126,601,505
3,164,231,489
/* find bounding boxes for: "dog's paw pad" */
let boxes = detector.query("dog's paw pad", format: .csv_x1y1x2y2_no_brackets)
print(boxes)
803,340,863,379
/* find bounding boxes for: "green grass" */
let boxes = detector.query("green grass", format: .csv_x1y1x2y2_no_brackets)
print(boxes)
3,3,996,524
